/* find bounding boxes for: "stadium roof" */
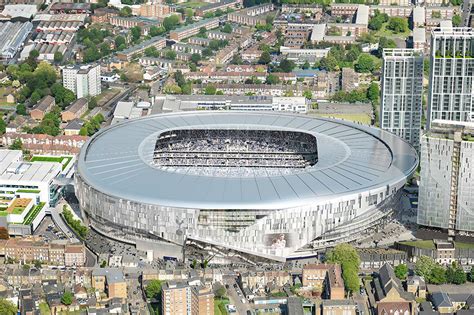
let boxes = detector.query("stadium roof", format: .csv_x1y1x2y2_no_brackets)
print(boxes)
77,112,418,210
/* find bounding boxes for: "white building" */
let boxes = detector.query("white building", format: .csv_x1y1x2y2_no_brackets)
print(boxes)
161,95,308,113
112,101,147,125
427,28,474,129
380,48,424,152
0,150,63,235
418,120,474,236
63,64,101,98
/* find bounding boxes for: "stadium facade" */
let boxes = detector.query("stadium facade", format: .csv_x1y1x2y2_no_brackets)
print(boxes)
76,112,418,261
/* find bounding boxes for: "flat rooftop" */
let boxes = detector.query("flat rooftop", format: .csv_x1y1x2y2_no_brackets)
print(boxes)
0,150,62,183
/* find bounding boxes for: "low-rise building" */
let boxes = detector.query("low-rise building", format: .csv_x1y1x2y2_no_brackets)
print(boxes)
227,3,274,26
61,98,88,122
321,300,357,315
302,264,345,299
30,95,55,121
0,237,85,265
92,268,127,300
373,264,415,315
116,36,166,61
161,95,307,113
169,18,219,41
196,0,240,17
2,134,87,155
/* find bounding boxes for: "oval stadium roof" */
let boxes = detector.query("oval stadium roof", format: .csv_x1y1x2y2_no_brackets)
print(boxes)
77,111,418,210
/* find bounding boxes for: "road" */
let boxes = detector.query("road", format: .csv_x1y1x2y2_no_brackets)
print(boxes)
50,204,79,243
223,278,251,314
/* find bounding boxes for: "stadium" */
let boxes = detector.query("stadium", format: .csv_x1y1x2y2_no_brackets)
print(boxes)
75,111,418,261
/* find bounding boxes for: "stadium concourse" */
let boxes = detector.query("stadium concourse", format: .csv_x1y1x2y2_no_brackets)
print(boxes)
75,112,418,262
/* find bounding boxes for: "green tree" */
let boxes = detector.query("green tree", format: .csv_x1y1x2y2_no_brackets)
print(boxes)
115,35,126,50
9,138,22,150
266,74,280,85
450,265,467,285
131,26,141,42
342,262,360,293
279,59,296,73
302,61,310,69
61,291,73,305
0,299,16,315
326,244,361,267
54,52,63,63
191,53,202,64
368,10,388,31
394,264,408,280
377,37,397,58
320,55,338,71
16,104,27,115
355,54,375,73
165,50,177,60
163,15,180,31
415,256,436,279
215,285,227,299
144,46,159,57
88,96,97,110
146,280,163,299
0,118,5,135
205,85,217,95
258,51,271,64
303,90,313,100
367,82,379,102
149,26,165,37
222,23,233,33
452,14,461,27
429,265,447,284
119,6,132,17
387,17,408,34
29,49,39,59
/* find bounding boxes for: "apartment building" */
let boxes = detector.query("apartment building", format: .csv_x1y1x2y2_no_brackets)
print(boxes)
197,286,214,315
162,281,198,315
139,3,174,18
418,120,474,236
62,64,101,98
92,268,127,300
169,18,219,41
302,264,345,300
427,28,474,129
381,48,424,152
91,7,118,23
227,3,274,26
196,0,240,17
109,16,162,35
117,36,166,61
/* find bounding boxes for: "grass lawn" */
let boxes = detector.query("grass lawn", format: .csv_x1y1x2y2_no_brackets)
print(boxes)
23,202,45,225
455,242,474,249
39,302,51,315
16,189,41,194
30,155,72,171
318,113,372,125
214,297,229,315
181,1,207,8
374,23,411,39
399,240,435,249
